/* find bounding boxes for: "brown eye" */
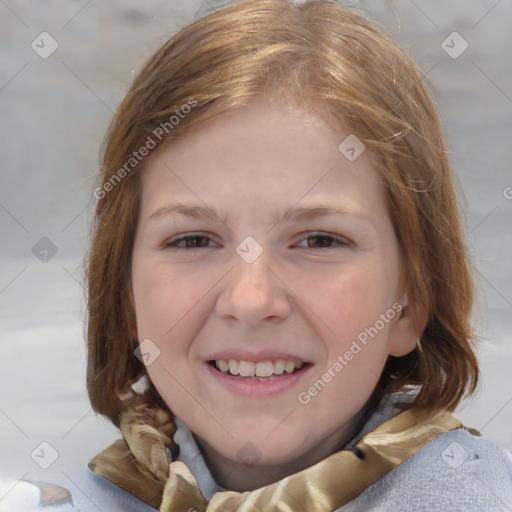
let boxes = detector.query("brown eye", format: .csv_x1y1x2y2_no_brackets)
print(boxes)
297,233,349,248
165,235,214,249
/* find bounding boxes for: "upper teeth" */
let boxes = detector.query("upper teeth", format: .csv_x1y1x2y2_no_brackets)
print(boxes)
215,359,303,377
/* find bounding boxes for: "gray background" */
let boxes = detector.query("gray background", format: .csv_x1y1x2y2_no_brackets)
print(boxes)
1,0,511,490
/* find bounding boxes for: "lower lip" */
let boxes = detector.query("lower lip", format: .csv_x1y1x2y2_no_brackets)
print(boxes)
205,362,312,397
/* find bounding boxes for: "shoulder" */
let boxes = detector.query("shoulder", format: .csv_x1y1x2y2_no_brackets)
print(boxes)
340,428,512,511
0,468,158,512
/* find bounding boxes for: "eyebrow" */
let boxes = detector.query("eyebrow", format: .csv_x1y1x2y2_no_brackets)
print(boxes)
147,202,375,228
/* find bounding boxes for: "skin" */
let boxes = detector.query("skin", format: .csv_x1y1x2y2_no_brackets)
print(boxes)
130,97,422,491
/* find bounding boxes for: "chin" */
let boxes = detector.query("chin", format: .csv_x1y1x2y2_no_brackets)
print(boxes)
227,431,306,466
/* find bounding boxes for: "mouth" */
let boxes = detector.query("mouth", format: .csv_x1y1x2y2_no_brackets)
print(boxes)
207,359,313,381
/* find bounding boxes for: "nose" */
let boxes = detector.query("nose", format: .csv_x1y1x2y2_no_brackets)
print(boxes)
215,247,291,326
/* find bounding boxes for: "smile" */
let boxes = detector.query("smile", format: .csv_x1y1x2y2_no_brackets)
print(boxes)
206,359,313,396
210,359,307,380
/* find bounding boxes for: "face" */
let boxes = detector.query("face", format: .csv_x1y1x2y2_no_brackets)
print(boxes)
131,97,418,489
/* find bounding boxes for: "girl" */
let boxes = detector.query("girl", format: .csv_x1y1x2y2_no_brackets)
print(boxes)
7,0,511,510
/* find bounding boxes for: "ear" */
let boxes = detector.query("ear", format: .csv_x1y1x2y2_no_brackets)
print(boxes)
388,293,428,357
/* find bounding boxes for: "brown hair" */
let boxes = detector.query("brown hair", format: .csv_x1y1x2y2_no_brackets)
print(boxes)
86,0,479,425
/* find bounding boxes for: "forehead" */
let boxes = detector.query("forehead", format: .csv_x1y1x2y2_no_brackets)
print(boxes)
139,98,387,223
150,98,342,166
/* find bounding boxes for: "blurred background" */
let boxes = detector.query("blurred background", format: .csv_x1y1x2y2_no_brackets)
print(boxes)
1,0,511,493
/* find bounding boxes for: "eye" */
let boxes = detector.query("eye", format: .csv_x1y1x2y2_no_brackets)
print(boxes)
162,232,350,251
295,233,350,249
163,234,217,249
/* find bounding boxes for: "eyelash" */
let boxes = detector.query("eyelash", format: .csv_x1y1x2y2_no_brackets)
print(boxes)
163,232,350,250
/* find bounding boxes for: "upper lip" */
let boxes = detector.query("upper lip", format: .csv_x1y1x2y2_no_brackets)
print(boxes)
206,350,312,363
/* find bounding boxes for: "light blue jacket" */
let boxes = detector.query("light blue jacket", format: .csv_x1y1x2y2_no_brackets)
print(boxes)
3,397,512,511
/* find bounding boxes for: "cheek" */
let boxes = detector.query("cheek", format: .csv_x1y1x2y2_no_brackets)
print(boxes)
298,261,396,399
302,261,391,338
132,260,194,335
132,271,173,337
131,265,206,392
131,259,219,373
